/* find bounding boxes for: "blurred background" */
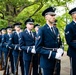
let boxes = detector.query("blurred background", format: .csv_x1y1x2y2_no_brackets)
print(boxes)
0,0,76,51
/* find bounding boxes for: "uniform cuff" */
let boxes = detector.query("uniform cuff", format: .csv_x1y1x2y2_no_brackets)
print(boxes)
14,45,17,50
27,47,30,53
6,45,8,48
48,51,52,59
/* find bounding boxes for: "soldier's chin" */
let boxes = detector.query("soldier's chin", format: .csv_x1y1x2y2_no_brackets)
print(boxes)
30,28,33,30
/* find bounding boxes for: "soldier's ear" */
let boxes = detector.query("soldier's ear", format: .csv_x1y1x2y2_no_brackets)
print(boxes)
72,14,76,18
45,15,48,20
26,24,28,27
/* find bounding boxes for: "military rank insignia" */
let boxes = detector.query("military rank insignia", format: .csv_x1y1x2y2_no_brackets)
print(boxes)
36,36,41,40
65,31,69,35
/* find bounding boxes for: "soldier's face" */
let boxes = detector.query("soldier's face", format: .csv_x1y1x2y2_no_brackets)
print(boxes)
7,29,12,33
35,27,39,32
45,14,56,23
2,30,6,34
0,32,1,35
26,23,34,30
14,26,21,31
72,13,76,19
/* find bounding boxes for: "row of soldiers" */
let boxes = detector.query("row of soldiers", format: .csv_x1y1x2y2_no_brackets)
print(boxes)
0,7,64,75
1,6,76,75
0,18,63,75
0,21,41,75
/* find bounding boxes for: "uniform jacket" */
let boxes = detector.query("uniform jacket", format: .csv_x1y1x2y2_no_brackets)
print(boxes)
35,24,62,68
65,21,76,58
19,29,35,61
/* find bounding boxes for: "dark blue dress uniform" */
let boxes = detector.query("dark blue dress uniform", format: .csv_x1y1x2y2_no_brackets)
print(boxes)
33,32,39,75
34,24,41,75
3,33,14,74
19,18,35,75
0,34,2,59
10,31,24,75
35,24,62,75
53,20,63,75
65,21,76,75
65,7,76,75
35,7,63,75
4,26,14,74
1,35,9,69
19,29,35,75
0,33,2,69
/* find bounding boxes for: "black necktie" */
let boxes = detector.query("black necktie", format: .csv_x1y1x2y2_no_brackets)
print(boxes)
30,32,32,37
51,27,55,34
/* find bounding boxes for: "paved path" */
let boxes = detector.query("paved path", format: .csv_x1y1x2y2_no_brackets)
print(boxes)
0,51,70,75
61,52,70,75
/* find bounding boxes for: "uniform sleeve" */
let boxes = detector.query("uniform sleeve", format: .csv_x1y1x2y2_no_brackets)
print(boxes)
5,34,13,49
19,32,32,53
2,35,6,47
1,35,4,47
57,29,63,49
65,25,76,49
35,28,56,59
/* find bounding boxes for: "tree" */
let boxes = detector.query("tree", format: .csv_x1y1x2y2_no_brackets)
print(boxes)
0,0,73,28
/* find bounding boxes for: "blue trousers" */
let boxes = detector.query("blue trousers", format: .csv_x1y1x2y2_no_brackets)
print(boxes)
43,68,54,75
70,57,76,75
4,50,14,74
3,51,8,67
33,55,38,75
20,54,24,75
13,54,24,75
9,50,14,74
13,55,18,74
24,61,30,75
42,60,61,75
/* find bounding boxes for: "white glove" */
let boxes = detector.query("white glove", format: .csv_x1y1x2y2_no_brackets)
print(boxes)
57,48,64,55
9,47,12,49
55,52,61,60
31,46,36,54
19,47,22,51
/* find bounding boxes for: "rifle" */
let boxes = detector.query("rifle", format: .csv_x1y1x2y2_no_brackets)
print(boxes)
38,54,42,75
3,48,11,75
0,51,3,70
28,54,34,75
53,60,60,75
38,65,42,75
15,50,21,75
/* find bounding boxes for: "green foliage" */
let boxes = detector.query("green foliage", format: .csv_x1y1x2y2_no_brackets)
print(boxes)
0,0,73,50
0,19,8,29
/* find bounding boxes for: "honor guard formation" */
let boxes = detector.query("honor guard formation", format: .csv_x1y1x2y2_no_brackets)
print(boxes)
0,6,76,75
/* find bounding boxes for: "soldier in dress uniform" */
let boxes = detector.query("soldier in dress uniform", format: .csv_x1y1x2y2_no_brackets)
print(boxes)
53,20,63,75
34,24,41,75
65,7,76,75
10,22,24,75
1,28,7,69
34,24,42,75
3,26,14,74
19,18,37,75
35,7,64,75
0,30,2,70
0,30,2,60
34,24,40,34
